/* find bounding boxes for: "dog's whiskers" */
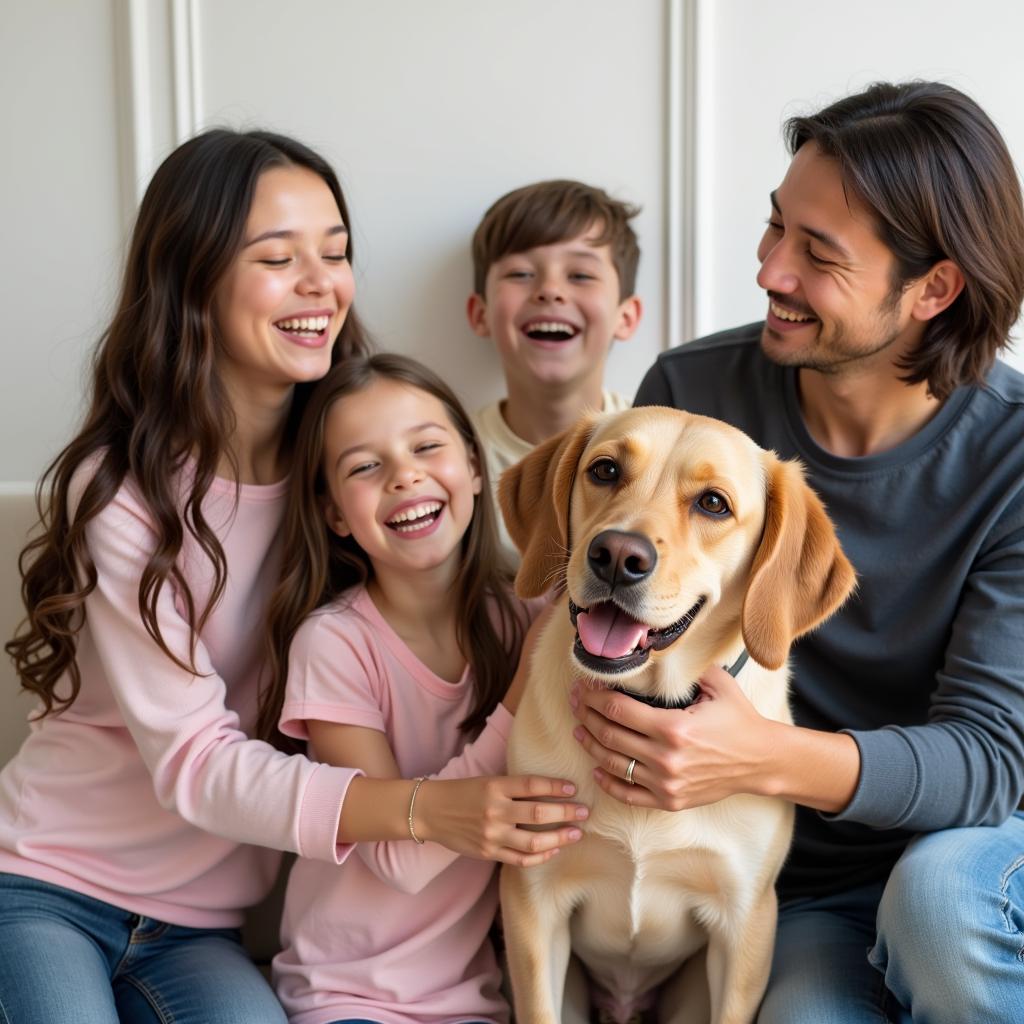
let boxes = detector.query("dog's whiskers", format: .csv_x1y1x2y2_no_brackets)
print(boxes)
540,561,569,590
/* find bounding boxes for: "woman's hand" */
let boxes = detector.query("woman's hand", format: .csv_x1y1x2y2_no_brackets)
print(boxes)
414,773,589,866
569,664,784,811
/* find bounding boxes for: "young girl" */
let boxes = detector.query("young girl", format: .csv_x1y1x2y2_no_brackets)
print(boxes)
0,129,375,1023
260,354,588,1024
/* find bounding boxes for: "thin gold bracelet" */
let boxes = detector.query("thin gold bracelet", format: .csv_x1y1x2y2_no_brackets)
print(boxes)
407,776,427,845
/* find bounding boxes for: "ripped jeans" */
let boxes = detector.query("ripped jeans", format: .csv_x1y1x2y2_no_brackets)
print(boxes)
758,811,1024,1024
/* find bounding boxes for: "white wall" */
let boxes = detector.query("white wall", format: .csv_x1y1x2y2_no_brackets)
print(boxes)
196,0,669,417
693,0,1024,373
4,0,1024,487
0,0,672,485
0,0,127,484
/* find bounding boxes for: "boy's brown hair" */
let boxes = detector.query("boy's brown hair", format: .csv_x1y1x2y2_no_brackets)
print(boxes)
471,179,641,300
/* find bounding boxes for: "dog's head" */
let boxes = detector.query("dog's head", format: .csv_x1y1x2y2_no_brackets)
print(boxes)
499,407,855,687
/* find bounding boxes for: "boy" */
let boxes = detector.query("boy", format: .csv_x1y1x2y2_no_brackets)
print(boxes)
466,179,643,561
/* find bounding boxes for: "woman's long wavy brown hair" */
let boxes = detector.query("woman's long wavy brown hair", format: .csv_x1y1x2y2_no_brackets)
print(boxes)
6,129,371,718
258,354,524,749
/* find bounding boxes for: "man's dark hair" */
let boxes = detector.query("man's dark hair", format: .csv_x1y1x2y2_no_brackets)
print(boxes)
786,81,1024,400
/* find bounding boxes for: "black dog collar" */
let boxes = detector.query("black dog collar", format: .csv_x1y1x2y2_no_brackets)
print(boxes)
610,648,750,710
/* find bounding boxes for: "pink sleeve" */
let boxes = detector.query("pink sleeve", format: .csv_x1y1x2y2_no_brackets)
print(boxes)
81,479,358,864
279,608,388,740
354,705,513,894
281,613,514,891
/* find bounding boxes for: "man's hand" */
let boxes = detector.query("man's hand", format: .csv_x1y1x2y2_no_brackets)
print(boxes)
571,664,861,814
570,664,784,810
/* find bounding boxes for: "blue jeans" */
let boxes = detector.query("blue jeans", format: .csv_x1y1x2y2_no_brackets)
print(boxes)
0,873,286,1023
758,811,1024,1023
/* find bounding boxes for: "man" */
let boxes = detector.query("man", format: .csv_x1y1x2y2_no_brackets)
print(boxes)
571,81,1024,1022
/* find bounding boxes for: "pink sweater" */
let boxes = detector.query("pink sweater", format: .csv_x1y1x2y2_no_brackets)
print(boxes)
0,464,360,928
274,588,530,1024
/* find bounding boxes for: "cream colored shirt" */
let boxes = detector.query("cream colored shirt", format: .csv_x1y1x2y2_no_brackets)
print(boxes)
472,391,631,566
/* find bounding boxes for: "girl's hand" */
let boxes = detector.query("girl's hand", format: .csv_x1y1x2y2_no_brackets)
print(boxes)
569,664,783,811
414,774,588,866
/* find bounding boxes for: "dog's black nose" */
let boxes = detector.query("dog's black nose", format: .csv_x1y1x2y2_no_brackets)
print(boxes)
587,530,657,588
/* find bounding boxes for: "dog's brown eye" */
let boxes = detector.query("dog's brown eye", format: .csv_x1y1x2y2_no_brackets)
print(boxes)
697,491,730,516
588,458,620,485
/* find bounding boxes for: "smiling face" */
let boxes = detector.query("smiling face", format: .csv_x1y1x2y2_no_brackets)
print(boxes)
214,164,355,402
467,227,641,394
562,410,770,683
321,378,482,585
755,143,926,375
501,407,855,695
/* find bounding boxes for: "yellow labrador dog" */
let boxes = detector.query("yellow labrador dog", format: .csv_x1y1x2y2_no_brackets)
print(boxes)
498,407,855,1024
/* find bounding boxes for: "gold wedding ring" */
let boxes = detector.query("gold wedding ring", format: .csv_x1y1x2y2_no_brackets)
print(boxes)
625,757,637,785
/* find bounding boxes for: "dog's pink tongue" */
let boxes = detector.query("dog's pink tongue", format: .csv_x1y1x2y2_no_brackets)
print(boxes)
577,604,649,659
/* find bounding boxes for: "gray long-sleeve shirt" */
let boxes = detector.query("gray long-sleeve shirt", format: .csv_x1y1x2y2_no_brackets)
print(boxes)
635,322,1024,898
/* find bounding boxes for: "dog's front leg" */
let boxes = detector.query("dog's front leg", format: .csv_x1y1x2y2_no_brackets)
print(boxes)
500,863,573,1023
704,884,777,1024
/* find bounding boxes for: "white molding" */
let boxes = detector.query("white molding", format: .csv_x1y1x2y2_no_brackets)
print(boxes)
171,0,202,143
112,0,154,222
113,0,203,228
127,0,153,201
666,0,698,350
693,0,715,339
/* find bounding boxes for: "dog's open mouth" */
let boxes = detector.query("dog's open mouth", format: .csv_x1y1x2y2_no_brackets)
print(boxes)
568,596,706,674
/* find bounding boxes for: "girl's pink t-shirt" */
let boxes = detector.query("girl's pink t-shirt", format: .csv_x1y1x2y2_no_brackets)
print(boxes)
0,463,360,928
274,587,535,1024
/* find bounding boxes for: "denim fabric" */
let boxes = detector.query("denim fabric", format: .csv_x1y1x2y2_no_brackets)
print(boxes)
0,873,286,1024
758,811,1024,1023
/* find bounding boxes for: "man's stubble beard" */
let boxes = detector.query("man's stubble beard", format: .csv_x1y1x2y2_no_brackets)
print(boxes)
760,291,906,376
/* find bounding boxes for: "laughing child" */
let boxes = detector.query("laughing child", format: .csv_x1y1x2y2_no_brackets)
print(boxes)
466,180,644,563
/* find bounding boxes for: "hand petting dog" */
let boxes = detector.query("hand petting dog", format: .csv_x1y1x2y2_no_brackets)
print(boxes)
573,663,860,816
570,664,782,811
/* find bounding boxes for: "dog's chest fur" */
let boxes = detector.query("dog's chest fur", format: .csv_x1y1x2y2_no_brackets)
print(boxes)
506,609,794,998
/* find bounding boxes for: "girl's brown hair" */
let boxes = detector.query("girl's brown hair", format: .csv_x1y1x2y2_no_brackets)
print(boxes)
258,353,524,747
6,129,371,717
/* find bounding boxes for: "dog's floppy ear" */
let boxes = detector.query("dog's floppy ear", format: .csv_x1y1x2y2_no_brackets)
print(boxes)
498,417,596,597
742,455,856,669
